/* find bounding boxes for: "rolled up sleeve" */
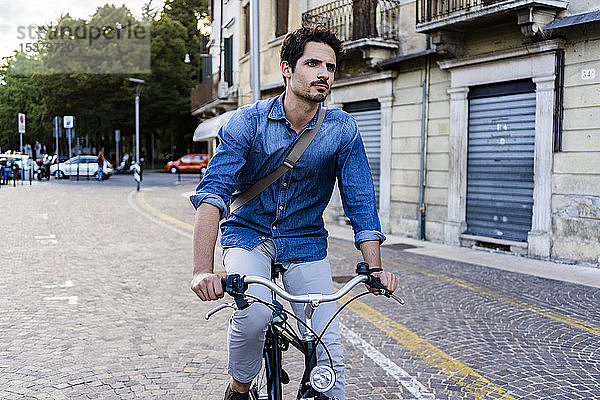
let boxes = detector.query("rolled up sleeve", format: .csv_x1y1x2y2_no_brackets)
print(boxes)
189,193,228,219
354,229,386,249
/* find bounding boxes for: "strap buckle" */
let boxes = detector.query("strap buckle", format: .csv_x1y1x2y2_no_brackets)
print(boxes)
283,158,295,169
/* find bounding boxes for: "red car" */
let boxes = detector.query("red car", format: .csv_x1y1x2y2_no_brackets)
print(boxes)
165,154,209,174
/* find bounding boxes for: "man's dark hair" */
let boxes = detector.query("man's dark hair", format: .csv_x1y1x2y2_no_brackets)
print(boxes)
280,25,345,71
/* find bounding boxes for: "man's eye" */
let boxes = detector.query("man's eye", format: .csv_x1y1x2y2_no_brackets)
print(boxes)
307,61,316,66
327,66,336,72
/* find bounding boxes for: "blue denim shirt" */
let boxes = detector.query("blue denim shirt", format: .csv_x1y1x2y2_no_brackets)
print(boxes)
190,94,385,263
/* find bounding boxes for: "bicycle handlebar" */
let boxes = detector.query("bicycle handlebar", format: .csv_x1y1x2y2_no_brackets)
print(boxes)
220,262,404,305
205,263,403,320
238,274,370,304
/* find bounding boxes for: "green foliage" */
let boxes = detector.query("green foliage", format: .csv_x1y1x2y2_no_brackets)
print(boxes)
0,0,208,160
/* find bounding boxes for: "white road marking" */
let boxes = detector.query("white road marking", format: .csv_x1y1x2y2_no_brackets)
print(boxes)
127,190,193,239
42,280,74,289
35,234,56,240
340,323,436,399
35,234,58,244
44,296,78,305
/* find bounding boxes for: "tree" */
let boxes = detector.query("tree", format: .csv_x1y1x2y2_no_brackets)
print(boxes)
0,1,209,161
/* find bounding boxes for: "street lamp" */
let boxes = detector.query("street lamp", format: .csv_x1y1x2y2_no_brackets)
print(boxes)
127,77,146,190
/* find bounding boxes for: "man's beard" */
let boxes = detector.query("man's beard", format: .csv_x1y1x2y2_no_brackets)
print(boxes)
301,91,328,103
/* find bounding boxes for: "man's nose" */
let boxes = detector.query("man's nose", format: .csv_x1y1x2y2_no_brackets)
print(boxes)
317,67,329,80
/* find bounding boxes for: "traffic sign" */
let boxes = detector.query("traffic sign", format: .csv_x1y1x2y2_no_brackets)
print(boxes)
133,162,142,182
64,116,74,129
115,129,121,142
18,113,26,133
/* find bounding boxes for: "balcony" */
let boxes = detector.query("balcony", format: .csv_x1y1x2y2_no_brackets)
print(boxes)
302,0,403,66
416,0,568,34
190,73,237,119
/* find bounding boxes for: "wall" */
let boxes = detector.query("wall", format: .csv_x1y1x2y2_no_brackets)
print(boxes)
388,60,450,241
238,0,304,106
551,23,600,265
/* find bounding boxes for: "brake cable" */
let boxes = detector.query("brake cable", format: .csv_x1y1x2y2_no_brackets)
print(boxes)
243,293,335,370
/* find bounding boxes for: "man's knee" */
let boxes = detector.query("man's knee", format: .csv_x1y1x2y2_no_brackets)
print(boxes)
231,302,272,337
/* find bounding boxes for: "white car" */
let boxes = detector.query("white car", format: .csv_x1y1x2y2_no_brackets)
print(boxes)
50,155,114,179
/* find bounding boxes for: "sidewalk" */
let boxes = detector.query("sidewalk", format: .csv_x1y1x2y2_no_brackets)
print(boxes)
325,224,600,289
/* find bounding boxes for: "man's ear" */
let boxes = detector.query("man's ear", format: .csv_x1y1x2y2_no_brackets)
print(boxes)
281,61,292,80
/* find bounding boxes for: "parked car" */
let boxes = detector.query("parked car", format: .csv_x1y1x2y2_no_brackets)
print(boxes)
164,154,209,174
50,155,114,179
0,153,35,180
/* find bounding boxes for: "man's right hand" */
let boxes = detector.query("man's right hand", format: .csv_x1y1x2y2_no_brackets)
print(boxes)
191,273,224,301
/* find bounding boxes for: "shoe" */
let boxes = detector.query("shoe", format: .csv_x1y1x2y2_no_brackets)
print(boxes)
224,383,250,400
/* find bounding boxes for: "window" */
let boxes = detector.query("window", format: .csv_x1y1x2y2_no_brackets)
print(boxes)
192,155,202,162
275,0,289,37
181,156,191,163
224,36,233,86
243,4,250,54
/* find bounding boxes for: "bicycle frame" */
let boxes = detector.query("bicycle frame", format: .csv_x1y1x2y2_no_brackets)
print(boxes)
261,284,329,400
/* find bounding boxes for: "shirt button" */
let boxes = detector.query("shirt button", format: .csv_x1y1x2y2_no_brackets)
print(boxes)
283,182,287,187
272,226,277,230
279,206,283,210
260,236,266,240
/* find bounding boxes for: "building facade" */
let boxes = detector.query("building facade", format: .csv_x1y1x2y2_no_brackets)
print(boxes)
195,0,600,267
190,0,241,156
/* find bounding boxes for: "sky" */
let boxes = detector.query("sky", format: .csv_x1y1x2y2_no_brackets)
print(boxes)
0,0,165,62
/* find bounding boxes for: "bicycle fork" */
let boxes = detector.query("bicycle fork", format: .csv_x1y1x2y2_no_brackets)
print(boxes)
264,324,284,400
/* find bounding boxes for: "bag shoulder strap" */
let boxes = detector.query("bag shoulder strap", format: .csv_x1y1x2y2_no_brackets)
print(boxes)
229,106,326,214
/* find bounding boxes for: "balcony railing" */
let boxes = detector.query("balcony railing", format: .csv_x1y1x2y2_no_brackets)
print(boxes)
302,0,403,42
417,0,506,24
191,73,219,113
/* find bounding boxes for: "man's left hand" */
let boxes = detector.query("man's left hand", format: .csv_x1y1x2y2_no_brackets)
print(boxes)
370,270,398,294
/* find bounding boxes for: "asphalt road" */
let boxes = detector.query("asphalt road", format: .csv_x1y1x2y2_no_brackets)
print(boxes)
1,173,599,399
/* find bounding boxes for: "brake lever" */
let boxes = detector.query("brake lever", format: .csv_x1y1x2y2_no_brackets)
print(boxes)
204,299,257,320
205,302,236,320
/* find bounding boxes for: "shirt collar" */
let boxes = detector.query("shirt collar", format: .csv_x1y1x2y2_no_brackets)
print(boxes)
268,92,322,130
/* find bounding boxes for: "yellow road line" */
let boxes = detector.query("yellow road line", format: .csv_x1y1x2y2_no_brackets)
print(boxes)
330,241,600,337
137,190,194,233
342,295,516,399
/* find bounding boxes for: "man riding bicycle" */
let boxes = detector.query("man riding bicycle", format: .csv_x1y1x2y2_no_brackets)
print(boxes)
190,25,398,400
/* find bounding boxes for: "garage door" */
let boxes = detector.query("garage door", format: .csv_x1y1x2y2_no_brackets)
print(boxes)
344,100,381,203
466,80,536,242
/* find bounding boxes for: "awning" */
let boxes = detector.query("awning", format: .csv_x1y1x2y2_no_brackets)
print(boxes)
193,110,236,142
545,10,600,30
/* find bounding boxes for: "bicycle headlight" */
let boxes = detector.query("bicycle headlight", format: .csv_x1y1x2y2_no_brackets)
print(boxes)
309,365,335,393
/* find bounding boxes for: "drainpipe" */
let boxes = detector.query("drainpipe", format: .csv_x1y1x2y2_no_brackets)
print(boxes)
219,0,224,82
418,36,431,240
250,0,261,102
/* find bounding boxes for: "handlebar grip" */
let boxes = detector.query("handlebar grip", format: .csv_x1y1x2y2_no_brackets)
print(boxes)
365,275,392,297
221,274,250,310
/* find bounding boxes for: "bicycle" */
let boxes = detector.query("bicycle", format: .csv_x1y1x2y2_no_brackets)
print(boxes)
205,262,404,400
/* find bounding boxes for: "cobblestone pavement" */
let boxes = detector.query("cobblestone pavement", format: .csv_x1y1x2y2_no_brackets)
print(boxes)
1,173,599,399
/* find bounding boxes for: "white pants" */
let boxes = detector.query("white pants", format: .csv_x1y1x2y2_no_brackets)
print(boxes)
223,240,345,399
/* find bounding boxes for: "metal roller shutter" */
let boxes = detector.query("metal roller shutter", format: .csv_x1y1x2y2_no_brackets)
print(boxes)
345,102,381,203
466,82,536,242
